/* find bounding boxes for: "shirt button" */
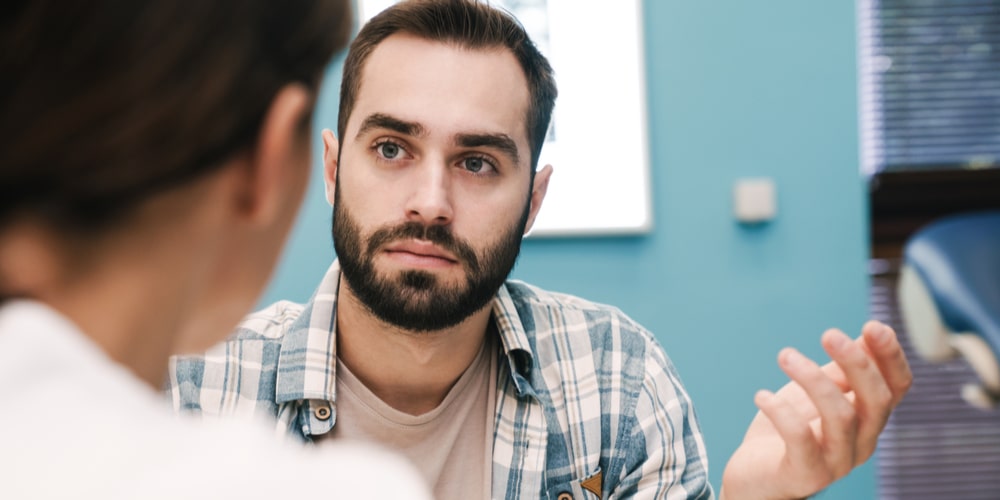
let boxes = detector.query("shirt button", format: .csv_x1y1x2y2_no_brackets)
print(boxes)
557,493,572,500
314,405,331,421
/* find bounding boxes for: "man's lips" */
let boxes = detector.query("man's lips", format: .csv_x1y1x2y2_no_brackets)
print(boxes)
382,240,459,266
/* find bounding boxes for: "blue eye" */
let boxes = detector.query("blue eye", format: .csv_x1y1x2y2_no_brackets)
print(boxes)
378,142,401,159
464,157,485,173
461,156,497,175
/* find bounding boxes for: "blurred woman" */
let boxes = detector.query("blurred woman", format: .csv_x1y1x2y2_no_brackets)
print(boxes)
0,1,428,498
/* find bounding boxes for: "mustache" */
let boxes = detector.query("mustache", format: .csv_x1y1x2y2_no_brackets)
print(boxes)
367,222,480,270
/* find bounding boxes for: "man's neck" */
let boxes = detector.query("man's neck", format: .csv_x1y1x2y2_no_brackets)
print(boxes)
335,280,494,415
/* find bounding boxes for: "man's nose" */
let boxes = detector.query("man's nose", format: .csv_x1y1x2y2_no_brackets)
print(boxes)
404,162,453,226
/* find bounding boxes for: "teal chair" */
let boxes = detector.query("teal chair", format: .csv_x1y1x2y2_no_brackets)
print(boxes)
899,211,1000,409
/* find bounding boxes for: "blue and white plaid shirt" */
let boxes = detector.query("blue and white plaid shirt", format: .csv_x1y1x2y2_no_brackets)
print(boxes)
170,261,714,499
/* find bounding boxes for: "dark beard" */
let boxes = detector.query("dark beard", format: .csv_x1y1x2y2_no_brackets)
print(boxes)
332,184,529,332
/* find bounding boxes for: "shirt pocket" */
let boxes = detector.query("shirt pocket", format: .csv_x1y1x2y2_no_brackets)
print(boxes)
547,468,603,500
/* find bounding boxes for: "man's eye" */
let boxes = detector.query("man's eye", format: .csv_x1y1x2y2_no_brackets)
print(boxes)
377,142,401,159
464,157,484,172
463,156,495,174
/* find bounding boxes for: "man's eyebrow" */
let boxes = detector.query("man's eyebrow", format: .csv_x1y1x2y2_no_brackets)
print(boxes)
455,133,521,166
355,113,425,139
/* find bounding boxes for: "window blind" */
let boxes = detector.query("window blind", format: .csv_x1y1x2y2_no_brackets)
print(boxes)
858,0,1000,175
872,262,1000,500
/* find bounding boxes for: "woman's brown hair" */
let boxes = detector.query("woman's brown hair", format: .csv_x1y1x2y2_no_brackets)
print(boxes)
0,0,351,232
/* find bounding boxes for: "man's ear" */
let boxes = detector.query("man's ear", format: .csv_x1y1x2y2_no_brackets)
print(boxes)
238,83,313,225
523,164,553,235
321,129,339,206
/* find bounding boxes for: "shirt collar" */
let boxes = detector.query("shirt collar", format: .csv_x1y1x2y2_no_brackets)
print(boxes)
273,260,539,405
491,282,538,396
274,261,342,405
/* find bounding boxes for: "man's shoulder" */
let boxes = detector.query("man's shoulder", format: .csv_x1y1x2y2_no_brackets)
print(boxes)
169,299,304,376
503,280,651,336
230,299,309,341
168,300,308,416
500,280,670,380
504,280,629,314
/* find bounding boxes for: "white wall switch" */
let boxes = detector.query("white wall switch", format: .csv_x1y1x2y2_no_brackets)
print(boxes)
733,178,777,223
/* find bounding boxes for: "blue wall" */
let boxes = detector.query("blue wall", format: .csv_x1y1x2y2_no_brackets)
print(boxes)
261,0,872,496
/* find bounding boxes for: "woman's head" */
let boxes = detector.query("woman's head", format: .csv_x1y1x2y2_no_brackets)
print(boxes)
0,0,352,357
1,0,350,233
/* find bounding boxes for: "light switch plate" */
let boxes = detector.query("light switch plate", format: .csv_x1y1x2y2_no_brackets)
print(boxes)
733,178,777,223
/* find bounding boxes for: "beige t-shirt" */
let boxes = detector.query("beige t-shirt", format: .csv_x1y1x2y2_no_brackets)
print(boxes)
324,335,498,500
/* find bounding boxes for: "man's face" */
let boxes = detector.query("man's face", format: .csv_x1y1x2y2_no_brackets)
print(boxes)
329,34,547,332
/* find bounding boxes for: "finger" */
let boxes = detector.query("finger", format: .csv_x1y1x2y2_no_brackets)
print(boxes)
820,357,849,391
821,323,909,395
775,323,906,416
822,328,892,463
820,333,874,392
778,347,858,476
775,349,850,422
820,328,871,392
860,320,913,407
753,389,825,473
771,373,815,412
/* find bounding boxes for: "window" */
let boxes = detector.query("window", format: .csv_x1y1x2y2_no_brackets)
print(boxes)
858,0,1000,175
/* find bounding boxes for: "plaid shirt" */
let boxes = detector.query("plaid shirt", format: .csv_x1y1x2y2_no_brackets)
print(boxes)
169,261,713,499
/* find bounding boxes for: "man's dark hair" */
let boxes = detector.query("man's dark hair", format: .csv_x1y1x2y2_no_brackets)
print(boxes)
338,0,557,170
0,0,351,232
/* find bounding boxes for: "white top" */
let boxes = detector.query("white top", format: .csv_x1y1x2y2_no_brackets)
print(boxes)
0,300,431,500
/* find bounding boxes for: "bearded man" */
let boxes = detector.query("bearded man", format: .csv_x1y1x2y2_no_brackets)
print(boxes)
170,1,912,499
